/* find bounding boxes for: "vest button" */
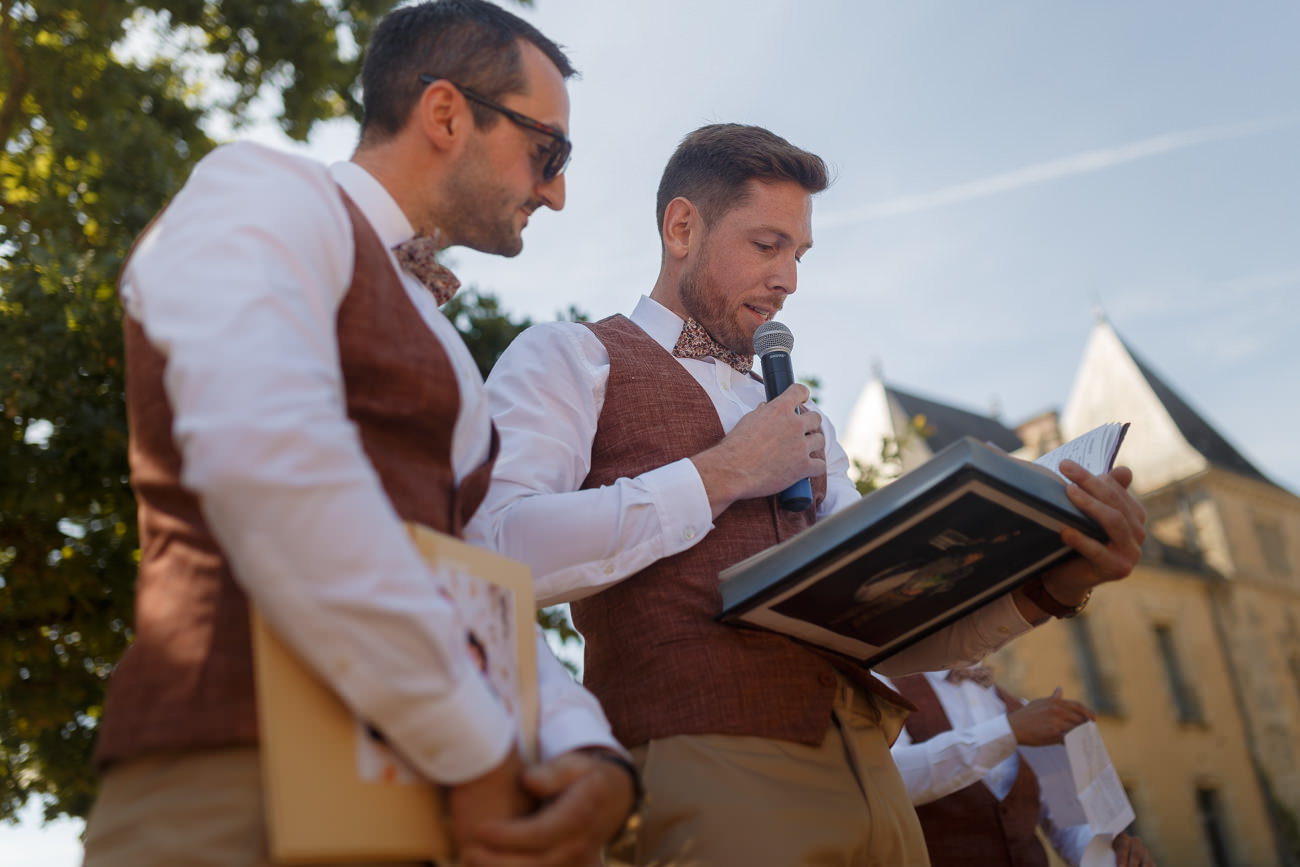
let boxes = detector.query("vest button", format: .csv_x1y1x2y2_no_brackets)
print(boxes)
819,672,836,686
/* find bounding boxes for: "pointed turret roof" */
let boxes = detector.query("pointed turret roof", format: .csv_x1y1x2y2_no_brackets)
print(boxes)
1061,318,1273,491
887,385,1023,454
1121,338,1268,484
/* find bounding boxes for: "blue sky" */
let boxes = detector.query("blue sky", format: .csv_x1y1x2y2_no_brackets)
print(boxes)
8,0,1298,858
397,0,1299,493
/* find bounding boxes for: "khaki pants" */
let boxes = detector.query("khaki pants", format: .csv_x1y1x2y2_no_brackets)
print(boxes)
613,676,929,867
82,746,434,867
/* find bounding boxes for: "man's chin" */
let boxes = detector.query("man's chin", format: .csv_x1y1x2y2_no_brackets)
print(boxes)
466,235,524,258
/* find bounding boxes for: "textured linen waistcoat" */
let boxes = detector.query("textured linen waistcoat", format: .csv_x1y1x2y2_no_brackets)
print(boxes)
893,674,1050,867
571,314,908,749
94,192,497,769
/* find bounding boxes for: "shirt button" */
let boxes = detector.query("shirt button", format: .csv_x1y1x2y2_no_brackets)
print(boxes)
684,527,696,541
603,563,616,576
997,625,1011,634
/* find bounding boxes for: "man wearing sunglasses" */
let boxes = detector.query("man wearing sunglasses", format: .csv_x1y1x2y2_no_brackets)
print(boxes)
82,2,634,865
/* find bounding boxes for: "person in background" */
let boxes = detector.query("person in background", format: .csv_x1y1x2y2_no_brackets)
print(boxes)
81,2,635,864
888,666,1156,867
467,122,1148,866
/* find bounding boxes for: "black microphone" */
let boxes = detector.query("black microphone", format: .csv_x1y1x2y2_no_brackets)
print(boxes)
753,320,814,512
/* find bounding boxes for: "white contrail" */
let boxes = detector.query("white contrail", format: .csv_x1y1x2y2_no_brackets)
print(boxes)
820,115,1298,228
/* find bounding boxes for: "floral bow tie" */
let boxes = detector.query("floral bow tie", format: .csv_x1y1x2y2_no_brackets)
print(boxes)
945,665,996,689
393,232,461,306
671,318,753,374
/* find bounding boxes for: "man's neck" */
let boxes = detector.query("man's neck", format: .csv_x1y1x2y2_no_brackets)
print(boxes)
647,271,688,320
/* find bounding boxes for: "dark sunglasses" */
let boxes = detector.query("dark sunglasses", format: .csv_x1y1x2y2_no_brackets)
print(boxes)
419,75,572,182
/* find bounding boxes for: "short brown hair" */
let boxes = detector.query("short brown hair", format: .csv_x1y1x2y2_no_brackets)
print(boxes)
359,0,577,145
655,124,830,234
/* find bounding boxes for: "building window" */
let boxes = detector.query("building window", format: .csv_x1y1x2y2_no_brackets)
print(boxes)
1177,492,1201,553
1254,518,1292,579
1154,624,1202,724
1195,787,1232,867
1067,616,1119,714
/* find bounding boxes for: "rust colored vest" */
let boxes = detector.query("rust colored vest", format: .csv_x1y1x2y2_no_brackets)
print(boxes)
94,192,497,769
571,314,908,749
892,674,1049,867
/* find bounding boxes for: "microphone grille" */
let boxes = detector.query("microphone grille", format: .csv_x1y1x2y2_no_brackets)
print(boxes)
753,320,794,357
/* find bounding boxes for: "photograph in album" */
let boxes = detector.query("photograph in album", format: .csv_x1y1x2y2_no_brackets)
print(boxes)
718,424,1128,667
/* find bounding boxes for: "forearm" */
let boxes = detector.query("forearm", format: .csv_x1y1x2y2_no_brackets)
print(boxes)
470,461,712,607
891,715,1018,806
533,627,625,760
874,593,1033,676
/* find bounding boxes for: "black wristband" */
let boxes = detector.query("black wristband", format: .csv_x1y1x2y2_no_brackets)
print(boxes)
584,749,643,808
581,748,644,844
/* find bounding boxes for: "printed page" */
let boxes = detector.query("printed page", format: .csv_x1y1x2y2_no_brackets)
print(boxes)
1033,422,1129,479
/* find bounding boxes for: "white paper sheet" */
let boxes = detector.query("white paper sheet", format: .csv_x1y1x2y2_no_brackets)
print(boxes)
1018,721,1134,864
1066,722,1135,836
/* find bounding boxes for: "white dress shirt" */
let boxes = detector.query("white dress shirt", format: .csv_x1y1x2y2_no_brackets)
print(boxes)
888,671,1097,865
121,141,619,784
467,295,1034,675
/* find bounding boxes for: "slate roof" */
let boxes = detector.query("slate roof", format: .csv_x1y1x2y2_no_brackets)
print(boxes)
1117,331,1272,485
886,385,1024,454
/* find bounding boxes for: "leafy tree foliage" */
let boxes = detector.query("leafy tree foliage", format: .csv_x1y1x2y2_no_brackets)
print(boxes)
0,0,544,824
852,414,935,495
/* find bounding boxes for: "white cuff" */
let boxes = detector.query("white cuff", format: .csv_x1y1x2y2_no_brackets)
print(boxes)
382,672,515,785
652,457,714,552
975,712,1018,758
538,706,629,763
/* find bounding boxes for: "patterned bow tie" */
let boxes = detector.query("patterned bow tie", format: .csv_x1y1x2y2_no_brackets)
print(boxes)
946,665,995,689
393,232,462,306
671,318,753,374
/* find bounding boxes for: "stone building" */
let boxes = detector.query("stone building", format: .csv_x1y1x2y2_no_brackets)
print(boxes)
843,318,1300,866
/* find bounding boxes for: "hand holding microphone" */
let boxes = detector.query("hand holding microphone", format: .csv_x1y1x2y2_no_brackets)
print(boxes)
754,321,814,512
688,320,823,517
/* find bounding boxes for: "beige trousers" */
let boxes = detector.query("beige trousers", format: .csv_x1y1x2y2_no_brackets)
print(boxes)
612,676,929,867
81,746,434,867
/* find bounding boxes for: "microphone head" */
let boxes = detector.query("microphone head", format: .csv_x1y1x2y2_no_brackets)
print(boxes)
753,320,794,357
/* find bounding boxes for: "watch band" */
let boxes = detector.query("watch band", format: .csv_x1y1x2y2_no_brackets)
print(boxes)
1022,575,1090,619
580,748,644,845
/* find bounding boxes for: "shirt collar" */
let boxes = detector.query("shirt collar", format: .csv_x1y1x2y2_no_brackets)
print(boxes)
329,161,417,251
629,295,690,354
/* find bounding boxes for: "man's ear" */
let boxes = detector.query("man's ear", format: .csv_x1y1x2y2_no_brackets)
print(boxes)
662,197,700,262
416,79,466,155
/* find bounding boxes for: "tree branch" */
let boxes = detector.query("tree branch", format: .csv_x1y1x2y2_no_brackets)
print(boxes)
0,0,31,147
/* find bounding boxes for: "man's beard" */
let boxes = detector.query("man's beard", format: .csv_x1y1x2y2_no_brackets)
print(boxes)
678,241,752,356
437,152,527,257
